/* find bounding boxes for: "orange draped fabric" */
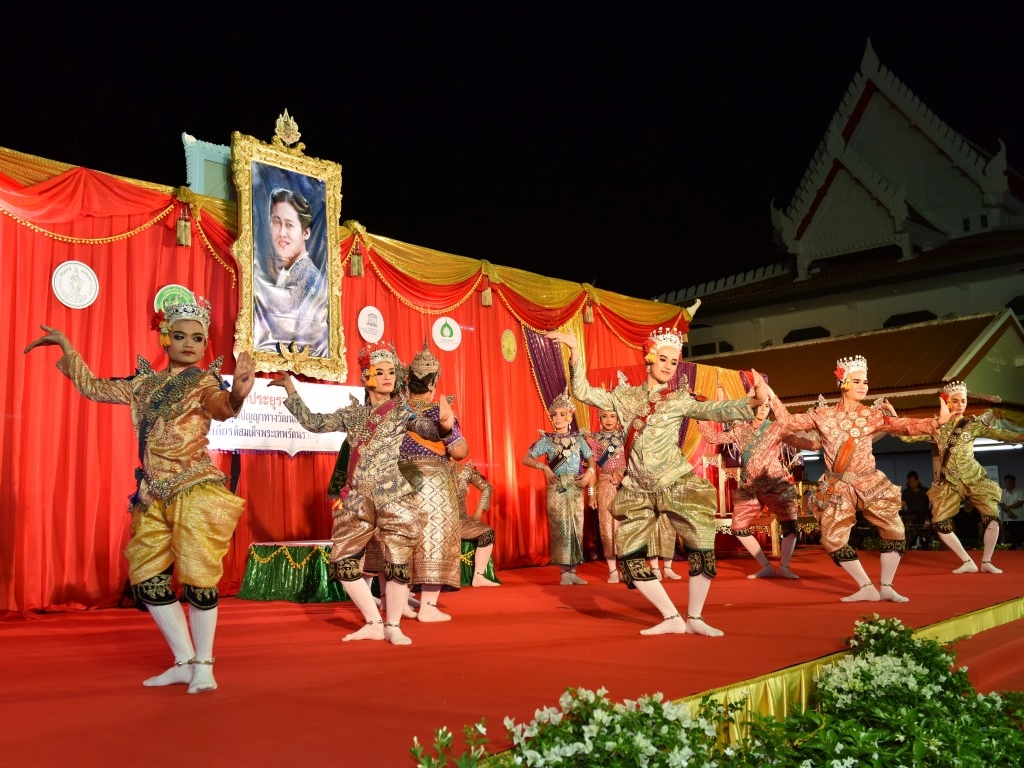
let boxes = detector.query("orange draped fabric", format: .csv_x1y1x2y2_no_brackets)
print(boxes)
0,163,690,615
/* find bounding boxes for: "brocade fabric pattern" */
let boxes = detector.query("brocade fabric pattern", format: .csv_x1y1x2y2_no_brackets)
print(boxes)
568,363,753,556
697,419,816,530
56,350,245,586
401,397,464,589
902,415,1024,521
57,351,240,506
771,396,937,553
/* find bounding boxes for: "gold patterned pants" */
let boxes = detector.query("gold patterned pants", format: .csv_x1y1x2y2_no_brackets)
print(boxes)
811,471,904,554
612,473,717,555
928,476,1001,523
730,478,799,531
125,481,244,588
332,484,421,568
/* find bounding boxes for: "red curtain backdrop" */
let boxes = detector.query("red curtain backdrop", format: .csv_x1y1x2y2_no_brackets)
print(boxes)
1,163,694,616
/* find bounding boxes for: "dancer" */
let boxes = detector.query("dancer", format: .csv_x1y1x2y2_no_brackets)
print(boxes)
585,405,627,582
24,293,255,693
548,328,768,636
899,381,1024,574
451,457,501,586
398,341,468,621
697,399,820,578
769,355,944,603
272,341,457,645
522,389,597,585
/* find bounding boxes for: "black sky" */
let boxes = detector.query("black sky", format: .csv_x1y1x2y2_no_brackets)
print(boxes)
4,4,1023,301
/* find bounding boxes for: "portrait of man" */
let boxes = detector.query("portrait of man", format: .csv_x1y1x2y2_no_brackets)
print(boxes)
251,164,329,358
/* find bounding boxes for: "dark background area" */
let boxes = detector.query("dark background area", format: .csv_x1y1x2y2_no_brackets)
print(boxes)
3,4,1022,300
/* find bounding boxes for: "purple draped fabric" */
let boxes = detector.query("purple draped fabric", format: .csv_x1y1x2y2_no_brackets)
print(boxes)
524,328,578,429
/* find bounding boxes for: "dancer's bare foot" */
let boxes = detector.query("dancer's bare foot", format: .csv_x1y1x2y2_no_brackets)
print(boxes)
384,623,412,645
188,660,217,694
879,583,910,603
342,620,386,642
685,614,724,637
639,613,687,636
652,567,663,581
472,573,501,587
980,560,1003,574
662,567,682,580
607,570,621,584
839,582,880,602
778,565,800,579
567,571,588,585
143,660,193,687
417,602,452,622
953,559,979,574
748,564,777,579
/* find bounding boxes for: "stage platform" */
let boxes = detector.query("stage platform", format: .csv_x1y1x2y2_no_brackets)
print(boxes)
2,547,1022,768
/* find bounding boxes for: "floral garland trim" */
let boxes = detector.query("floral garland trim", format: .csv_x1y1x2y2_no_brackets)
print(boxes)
248,543,331,570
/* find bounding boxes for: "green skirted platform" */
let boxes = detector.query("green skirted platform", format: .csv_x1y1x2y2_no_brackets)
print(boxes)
237,540,499,603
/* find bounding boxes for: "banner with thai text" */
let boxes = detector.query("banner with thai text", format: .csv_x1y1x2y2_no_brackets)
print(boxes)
209,377,363,456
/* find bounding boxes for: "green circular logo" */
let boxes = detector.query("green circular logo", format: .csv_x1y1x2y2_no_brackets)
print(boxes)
153,284,195,312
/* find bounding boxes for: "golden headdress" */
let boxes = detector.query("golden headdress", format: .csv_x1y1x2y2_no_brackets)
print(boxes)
409,338,441,379
152,288,211,348
548,387,575,416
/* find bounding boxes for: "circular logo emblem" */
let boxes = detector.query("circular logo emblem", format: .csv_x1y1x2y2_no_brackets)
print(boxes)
358,305,384,343
431,316,462,351
51,261,99,309
153,284,196,312
501,329,517,362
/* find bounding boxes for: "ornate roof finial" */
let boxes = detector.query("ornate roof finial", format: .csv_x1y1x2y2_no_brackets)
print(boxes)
272,109,306,154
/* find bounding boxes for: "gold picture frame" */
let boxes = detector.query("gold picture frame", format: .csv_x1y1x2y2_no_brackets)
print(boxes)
230,126,346,381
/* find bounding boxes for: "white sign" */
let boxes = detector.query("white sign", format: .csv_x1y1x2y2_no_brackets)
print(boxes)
432,315,462,351
358,305,384,343
51,261,99,309
208,377,363,457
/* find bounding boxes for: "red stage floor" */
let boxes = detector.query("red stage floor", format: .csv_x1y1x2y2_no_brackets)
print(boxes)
2,547,1022,767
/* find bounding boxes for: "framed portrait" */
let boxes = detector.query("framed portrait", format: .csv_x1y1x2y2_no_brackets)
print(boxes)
230,129,346,381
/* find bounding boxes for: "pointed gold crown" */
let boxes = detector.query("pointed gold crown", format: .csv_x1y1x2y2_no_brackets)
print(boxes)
834,355,867,382
409,338,440,379
164,296,211,333
943,380,967,396
548,387,575,415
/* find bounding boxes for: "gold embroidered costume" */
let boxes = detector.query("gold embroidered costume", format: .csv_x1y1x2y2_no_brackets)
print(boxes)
56,351,244,588
902,414,1024,525
569,362,753,565
284,390,423,570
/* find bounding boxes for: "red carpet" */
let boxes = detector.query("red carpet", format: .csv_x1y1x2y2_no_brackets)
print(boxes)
1,548,1022,768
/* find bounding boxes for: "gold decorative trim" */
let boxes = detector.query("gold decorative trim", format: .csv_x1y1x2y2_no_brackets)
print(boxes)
230,126,346,381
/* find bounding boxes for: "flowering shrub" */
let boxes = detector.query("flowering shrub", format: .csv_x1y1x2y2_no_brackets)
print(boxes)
411,615,1024,767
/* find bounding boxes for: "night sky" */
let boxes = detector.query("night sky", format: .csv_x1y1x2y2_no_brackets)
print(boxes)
4,5,1022,301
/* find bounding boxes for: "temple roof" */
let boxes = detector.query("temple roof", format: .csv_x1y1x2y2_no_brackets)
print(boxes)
687,310,1024,420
